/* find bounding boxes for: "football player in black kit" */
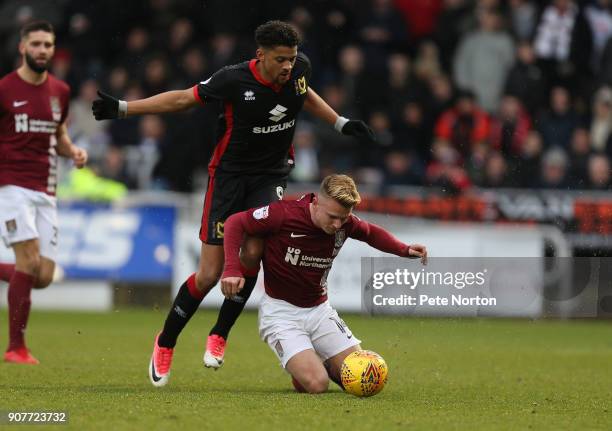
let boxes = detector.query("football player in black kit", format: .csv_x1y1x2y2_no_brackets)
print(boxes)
92,20,375,387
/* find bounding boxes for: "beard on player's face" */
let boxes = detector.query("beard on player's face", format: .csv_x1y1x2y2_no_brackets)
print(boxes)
25,52,50,73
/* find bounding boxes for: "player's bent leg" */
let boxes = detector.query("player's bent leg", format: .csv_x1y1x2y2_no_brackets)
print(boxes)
149,243,224,386
286,349,330,394
323,344,362,388
33,256,55,289
12,239,41,276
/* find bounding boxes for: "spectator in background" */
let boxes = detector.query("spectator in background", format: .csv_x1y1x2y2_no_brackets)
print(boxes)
97,145,137,190
566,128,592,188
386,53,417,115
68,79,110,164
126,115,166,190
590,86,612,153
600,35,612,85
587,153,611,189
106,66,129,98
313,84,362,177
538,86,580,149
489,95,531,157
533,0,592,93
465,142,490,186
393,100,432,163
208,33,244,72
434,0,473,73
426,141,472,193
368,110,394,149
504,41,547,117
355,0,409,73
337,45,378,118
413,41,443,84
165,18,195,61
480,151,512,188
119,27,151,81
584,0,612,75
538,147,570,188
426,73,455,124
288,6,321,77
453,6,515,112
174,47,208,89
142,55,171,97
305,1,354,81
382,146,425,187
289,125,320,183
394,0,443,43
434,89,490,158
514,131,544,187
509,0,538,40
109,84,144,148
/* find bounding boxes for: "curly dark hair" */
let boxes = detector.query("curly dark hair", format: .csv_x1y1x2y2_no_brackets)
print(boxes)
255,20,300,49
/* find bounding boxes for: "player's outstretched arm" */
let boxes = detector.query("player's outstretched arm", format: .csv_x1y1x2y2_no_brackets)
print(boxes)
92,88,198,120
55,123,88,168
352,219,428,265
304,87,376,143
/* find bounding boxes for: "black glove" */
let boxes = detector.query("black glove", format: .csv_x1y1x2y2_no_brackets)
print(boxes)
340,119,376,143
92,91,121,120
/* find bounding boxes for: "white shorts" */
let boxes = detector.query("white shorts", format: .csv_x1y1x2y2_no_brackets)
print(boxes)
0,185,58,260
258,293,361,368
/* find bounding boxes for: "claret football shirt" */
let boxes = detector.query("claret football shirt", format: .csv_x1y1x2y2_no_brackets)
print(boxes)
0,71,70,195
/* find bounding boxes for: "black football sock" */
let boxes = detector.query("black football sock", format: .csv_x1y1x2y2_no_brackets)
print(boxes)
209,275,257,340
158,273,205,348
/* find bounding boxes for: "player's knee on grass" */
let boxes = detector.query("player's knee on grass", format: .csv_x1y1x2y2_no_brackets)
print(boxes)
296,371,329,394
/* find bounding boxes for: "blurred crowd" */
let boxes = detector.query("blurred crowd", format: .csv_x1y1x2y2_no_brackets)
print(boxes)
1,0,611,193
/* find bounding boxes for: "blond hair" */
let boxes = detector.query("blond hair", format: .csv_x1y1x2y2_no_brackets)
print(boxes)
319,174,361,208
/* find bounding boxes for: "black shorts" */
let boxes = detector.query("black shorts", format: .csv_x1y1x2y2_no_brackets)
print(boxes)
199,171,287,244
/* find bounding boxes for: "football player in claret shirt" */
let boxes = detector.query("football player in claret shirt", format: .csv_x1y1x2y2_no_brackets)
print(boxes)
220,174,427,393
0,20,88,364
92,20,376,386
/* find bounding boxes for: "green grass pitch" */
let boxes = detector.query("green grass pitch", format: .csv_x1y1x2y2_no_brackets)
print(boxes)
1,308,611,430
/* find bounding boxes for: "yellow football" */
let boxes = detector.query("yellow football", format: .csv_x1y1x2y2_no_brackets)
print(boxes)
340,350,388,397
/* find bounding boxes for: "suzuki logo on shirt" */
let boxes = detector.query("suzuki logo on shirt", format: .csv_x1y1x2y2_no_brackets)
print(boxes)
268,104,287,122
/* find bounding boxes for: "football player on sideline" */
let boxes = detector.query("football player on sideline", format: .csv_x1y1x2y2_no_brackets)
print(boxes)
220,174,427,393
0,20,88,364
92,20,376,386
